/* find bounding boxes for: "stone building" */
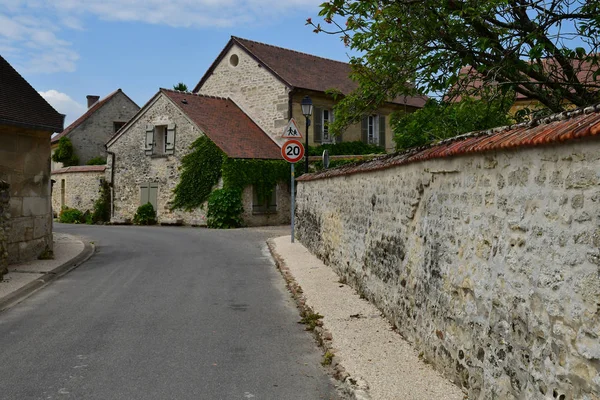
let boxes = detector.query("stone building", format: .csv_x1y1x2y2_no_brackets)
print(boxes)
51,165,106,215
106,89,287,226
194,36,427,152
0,55,64,264
51,89,139,169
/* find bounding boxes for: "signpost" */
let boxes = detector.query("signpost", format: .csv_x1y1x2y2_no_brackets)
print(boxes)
281,129,305,243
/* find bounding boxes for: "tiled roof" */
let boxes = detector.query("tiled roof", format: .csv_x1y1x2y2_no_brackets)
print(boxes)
51,89,137,144
194,36,427,108
298,103,600,182
51,165,106,175
161,89,282,159
0,55,64,132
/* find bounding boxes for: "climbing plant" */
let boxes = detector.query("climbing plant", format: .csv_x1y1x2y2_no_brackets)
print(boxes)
206,188,244,229
92,180,111,223
222,158,290,204
171,136,224,211
52,137,79,167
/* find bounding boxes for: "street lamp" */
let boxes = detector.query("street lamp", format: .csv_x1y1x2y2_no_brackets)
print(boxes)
301,96,313,173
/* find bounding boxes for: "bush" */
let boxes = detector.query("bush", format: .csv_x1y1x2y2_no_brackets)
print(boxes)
86,156,106,165
52,137,79,167
207,188,243,229
308,140,385,156
92,180,111,223
59,207,84,224
133,203,157,225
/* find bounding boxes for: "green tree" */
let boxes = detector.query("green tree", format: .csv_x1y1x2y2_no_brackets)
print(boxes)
52,137,79,167
310,0,600,134
393,95,513,151
173,82,188,91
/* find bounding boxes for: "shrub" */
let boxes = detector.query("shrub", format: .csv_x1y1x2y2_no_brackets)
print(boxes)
52,137,79,167
92,180,111,223
308,140,385,156
59,207,84,224
86,156,106,165
206,188,243,229
133,203,157,225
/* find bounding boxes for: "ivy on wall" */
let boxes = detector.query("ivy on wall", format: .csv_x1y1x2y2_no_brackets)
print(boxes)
222,158,290,203
52,137,79,167
171,136,224,211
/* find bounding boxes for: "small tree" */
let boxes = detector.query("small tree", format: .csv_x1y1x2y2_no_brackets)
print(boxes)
52,137,79,167
86,156,106,165
173,82,188,92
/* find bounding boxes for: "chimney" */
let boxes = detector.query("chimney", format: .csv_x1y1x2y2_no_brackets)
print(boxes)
86,95,100,108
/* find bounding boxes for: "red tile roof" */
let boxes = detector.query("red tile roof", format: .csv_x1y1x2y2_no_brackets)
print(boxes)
194,36,427,108
51,89,137,144
161,89,282,159
298,104,600,182
51,165,106,175
0,55,64,132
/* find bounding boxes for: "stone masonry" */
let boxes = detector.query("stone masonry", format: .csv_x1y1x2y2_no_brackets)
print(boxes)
197,43,291,144
0,181,9,277
51,166,106,215
296,139,600,399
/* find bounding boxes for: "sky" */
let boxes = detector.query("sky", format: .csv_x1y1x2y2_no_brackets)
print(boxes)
1,0,355,127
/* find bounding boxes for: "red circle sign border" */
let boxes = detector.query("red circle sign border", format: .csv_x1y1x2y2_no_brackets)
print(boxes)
281,139,305,163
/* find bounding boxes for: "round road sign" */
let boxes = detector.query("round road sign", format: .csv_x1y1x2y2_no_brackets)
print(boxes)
281,139,305,163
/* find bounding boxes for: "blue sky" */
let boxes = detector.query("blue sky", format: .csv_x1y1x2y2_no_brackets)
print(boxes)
1,0,355,127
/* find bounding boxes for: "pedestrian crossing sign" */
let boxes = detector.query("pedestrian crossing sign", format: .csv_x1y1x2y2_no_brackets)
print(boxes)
282,118,302,139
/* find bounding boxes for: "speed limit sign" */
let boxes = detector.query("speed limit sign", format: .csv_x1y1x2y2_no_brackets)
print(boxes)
281,139,305,163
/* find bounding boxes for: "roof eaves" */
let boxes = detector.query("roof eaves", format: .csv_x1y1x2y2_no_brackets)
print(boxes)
0,117,64,133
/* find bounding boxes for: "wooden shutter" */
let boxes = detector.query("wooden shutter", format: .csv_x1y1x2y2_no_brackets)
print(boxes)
149,183,158,211
140,183,149,205
379,115,386,149
165,123,176,155
332,111,342,143
361,116,368,144
313,107,322,143
145,125,154,155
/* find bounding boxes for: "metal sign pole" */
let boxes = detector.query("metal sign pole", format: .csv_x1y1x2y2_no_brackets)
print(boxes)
291,163,295,243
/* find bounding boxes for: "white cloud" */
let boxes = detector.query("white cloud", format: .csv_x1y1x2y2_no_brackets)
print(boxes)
0,0,323,73
38,89,86,127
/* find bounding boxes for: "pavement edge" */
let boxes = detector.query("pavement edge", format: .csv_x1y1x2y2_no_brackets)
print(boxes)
266,238,371,400
0,238,95,312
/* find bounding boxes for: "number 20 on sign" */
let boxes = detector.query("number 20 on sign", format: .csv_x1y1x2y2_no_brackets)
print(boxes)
281,139,304,163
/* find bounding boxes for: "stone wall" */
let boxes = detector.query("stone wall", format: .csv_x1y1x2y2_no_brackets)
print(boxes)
67,91,139,165
0,126,53,264
295,139,600,399
241,183,291,227
51,166,106,215
197,43,291,144
0,181,9,277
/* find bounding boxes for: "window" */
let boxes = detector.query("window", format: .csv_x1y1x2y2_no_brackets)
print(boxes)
313,107,338,143
361,115,386,148
367,115,378,144
252,185,277,214
113,121,126,133
145,124,176,155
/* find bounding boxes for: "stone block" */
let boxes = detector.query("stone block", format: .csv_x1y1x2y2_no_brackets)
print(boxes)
22,196,50,217
33,215,51,239
17,236,49,263
8,217,34,243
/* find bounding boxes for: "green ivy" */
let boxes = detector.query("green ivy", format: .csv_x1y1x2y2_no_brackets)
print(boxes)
206,188,244,229
92,180,111,223
86,156,106,165
52,137,79,167
171,136,224,211
307,141,385,156
222,158,290,203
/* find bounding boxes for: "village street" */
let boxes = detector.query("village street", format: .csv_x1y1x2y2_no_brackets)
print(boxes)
0,224,340,400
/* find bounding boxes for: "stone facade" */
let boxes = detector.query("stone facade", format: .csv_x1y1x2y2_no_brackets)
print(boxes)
51,90,139,168
0,126,53,264
241,182,291,227
198,43,291,145
51,166,106,215
296,139,600,399
0,181,9,277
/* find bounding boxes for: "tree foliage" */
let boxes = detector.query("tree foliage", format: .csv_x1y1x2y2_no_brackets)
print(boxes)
393,95,514,151
310,0,600,133
173,82,188,91
52,137,79,167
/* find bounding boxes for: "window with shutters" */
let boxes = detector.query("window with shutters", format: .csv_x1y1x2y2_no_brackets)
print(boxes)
313,107,340,144
361,115,386,148
145,124,176,156
252,185,277,214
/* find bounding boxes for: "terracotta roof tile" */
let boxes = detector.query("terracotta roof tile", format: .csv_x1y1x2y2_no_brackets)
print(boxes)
161,89,282,160
194,36,427,108
298,104,600,182
51,165,106,174
51,89,136,144
0,55,64,132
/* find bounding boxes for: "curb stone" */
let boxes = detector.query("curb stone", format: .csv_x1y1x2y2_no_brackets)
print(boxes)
0,239,95,312
266,239,371,400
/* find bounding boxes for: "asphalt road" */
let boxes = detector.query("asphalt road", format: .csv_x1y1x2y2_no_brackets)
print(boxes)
0,224,340,400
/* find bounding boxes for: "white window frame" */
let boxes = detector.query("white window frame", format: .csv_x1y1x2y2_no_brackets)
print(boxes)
322,109,334,143
367,115,379,145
